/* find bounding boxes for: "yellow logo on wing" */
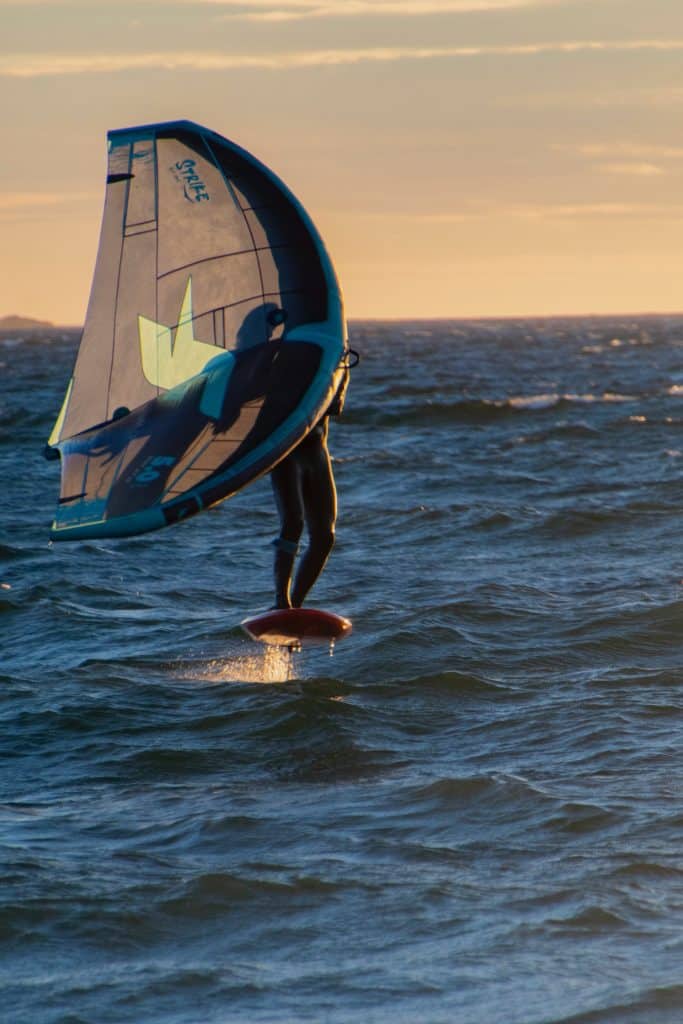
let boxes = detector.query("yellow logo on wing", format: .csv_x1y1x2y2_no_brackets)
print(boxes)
139,277,217,389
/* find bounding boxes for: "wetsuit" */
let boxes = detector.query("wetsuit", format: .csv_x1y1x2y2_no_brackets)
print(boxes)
270,368,349,608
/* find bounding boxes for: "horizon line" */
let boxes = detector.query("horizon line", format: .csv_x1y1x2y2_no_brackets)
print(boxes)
5,308,683,329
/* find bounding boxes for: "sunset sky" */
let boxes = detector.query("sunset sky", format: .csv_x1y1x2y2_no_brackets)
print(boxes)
2,0,683,322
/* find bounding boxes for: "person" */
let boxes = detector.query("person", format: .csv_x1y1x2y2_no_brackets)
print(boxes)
270,361,351,609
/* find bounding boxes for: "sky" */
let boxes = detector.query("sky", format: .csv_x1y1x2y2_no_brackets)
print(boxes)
1,0,683,322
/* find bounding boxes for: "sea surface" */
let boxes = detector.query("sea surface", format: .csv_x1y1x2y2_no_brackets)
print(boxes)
2,317,683,1024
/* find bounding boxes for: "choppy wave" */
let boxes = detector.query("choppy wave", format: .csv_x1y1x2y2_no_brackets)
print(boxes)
5,317,683,1024
354,392,650,428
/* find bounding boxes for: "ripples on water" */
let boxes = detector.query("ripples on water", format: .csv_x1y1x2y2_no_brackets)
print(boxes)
3,317,683,1023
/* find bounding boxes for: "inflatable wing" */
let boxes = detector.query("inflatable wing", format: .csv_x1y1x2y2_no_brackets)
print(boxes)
47,120,346,540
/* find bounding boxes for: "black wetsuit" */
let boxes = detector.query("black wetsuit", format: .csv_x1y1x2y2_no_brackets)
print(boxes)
270,368,349,608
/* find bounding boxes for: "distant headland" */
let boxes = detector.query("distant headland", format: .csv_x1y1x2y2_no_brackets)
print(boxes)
0,314,57,330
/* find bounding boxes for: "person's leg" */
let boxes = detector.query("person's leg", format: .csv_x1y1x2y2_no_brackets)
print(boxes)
291,440,337,607
270,456,304,608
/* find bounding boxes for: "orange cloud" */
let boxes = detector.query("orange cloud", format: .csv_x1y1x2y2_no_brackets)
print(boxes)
4,39,683,77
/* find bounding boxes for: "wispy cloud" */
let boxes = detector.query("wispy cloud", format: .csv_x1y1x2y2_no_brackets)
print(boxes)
207,0,565,21
4,39,683,77
598,162,665,177
555,142,683,159
500,201,679,219
364,201,683,221
0,192,87,209
575,143,683,160
0,191,96,220
550,142,683,177
505,85,683,111
0,0,570,8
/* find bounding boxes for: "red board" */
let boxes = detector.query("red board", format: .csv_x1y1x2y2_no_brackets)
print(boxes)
241,607,352,647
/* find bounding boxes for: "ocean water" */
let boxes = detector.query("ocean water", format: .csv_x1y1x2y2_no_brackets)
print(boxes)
2,317,683,1024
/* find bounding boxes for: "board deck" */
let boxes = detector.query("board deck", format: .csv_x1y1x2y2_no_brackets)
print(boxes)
241,608,352,647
